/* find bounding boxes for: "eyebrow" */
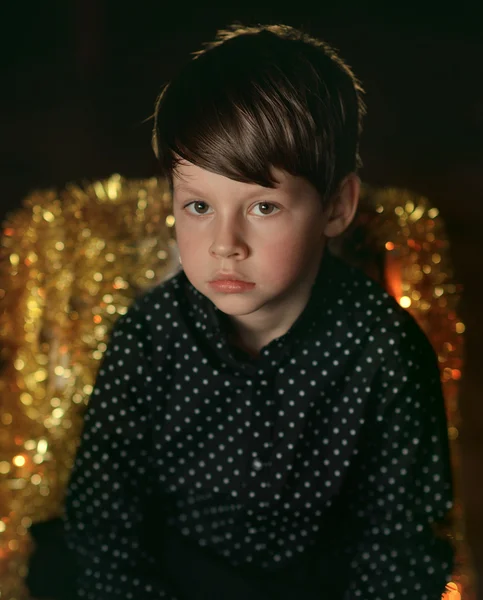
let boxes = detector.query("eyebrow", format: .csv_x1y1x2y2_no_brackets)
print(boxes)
173,185,206,196
173,184,279,200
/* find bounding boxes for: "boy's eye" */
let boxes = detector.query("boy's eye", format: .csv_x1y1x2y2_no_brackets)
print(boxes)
184,201,279,217
185,201,212,215
251,202,279,216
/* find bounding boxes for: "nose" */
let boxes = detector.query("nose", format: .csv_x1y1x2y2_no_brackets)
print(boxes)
209,220,249,260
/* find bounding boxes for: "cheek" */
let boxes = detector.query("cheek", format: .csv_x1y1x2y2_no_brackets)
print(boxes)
260,225,319,260
176,231,207,286
175,226,204,260
257,233,317,282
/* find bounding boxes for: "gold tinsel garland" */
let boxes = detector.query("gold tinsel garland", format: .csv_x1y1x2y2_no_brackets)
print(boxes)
0,175,176,598
0,177,471,599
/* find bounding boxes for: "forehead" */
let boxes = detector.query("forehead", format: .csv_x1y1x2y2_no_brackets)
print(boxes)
172,160,315,201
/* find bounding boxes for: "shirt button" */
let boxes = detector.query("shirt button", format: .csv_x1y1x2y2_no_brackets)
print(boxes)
252,459,263,471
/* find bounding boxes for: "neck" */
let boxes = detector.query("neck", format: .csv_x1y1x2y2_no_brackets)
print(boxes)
227,320,285,358
226,251,325,357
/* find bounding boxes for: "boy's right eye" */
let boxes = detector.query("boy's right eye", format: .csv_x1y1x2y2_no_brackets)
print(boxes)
185,201,212,215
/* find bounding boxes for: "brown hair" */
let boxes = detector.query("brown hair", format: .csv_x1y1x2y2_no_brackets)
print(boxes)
153,23,365,205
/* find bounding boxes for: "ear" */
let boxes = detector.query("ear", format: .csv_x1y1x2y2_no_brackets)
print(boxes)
323,173,360,238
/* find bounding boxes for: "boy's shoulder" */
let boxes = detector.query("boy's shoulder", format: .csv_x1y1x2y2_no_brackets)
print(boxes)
138,267,185,306
135,267,187,315
119,268,187,334
330,253,432,349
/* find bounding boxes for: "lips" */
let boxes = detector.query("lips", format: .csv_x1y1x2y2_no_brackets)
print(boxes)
208,275,255,294
210,273,252,283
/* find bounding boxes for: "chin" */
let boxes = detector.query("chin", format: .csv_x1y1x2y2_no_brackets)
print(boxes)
207,293,264,317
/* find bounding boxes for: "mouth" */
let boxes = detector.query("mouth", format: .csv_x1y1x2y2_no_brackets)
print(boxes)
208,277,256,293
210,273,252,282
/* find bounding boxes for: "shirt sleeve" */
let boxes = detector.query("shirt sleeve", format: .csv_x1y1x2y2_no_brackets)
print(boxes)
338,319,455,600
63,302,177,600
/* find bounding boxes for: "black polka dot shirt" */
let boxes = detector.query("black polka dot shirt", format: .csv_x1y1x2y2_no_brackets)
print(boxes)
64,250,454,599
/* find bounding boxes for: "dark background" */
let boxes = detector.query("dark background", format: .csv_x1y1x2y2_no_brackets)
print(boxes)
2,1,483,596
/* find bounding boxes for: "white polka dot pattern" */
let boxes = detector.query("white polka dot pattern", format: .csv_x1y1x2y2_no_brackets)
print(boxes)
64,251,454,599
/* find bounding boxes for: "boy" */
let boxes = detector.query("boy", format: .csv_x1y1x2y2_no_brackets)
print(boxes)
64,24,454,599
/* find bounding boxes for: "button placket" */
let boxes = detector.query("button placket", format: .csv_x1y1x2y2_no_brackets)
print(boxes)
244,367,277,504
252,458,263,471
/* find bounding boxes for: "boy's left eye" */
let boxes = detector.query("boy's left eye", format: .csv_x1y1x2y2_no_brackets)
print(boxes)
185,201,213,215
251,203,279,216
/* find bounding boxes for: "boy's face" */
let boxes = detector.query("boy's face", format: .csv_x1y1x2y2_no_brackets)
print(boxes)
172,160,331,338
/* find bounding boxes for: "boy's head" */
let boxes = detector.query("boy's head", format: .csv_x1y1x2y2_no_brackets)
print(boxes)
152,24,365,348
153,23,365,206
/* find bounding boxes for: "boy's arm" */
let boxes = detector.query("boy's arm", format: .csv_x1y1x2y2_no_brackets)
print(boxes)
63,304,177,600
338,320,454,599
